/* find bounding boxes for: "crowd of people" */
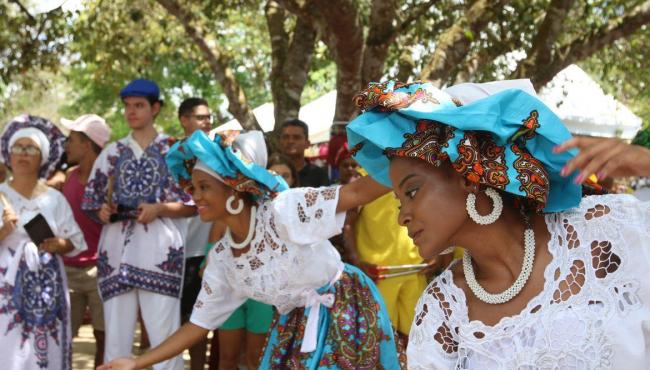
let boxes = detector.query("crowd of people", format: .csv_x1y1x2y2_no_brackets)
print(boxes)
1,76,650,370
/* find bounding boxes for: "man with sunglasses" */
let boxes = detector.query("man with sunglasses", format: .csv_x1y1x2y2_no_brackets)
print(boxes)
176,97,216,370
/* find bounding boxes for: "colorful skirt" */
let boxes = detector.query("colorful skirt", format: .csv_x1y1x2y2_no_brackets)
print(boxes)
259,264,405,369
0,253,71,369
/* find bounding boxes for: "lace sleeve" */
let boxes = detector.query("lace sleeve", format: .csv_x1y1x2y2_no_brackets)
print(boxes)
270,186,346,245
551,194,650,319
189,249,247,330
407,273,460,369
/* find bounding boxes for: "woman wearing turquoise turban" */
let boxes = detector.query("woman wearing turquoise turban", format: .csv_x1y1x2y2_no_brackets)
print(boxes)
99,129,404,370
346,80,650,369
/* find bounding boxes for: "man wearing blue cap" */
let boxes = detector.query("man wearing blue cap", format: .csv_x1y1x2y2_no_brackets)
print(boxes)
82,79,194,370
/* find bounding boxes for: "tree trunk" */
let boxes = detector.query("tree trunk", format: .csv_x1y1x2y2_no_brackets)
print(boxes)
361,0,398,86
511,0,576,80
265,0,317,134
311,0,365,121
156,0,259,130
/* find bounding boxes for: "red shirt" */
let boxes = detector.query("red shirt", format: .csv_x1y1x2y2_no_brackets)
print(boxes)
62,167,103,267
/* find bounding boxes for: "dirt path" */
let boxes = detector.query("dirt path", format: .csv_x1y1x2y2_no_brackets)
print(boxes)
72,324,192,370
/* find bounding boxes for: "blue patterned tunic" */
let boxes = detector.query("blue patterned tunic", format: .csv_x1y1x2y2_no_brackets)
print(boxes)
82,133,191,301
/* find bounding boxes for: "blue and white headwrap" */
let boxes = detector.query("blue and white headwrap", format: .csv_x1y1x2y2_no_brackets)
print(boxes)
347,80,581,212
166,130,288,201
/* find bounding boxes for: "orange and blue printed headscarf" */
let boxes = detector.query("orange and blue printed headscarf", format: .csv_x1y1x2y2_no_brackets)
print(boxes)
347,80,581,212
166,130,288,201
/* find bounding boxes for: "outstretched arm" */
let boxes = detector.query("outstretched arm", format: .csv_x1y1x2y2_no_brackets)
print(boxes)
336,175,390,213
555,136,650,183
97,322,209,370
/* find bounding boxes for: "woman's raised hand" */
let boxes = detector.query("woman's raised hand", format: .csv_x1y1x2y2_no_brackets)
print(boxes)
554,136,650,183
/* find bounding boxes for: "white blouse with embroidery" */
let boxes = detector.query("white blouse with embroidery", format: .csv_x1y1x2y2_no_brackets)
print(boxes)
408,195,650,370
190,186,345,330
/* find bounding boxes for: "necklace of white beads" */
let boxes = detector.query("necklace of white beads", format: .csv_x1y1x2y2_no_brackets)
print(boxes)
462,217,535,305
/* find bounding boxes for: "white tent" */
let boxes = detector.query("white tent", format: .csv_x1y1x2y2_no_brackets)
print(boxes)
216,91,337,143
539,64,642,140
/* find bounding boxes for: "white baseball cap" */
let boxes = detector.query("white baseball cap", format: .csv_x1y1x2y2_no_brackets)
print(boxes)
61,114,111,148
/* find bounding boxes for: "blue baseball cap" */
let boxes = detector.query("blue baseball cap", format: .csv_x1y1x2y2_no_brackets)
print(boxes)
120,79,161,101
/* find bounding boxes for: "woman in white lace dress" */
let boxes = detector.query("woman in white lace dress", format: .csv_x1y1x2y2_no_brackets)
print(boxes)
99,130,404,370
347,80,650,369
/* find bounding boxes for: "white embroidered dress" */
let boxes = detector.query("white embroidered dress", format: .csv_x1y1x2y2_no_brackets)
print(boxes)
408,195,650,369
0,183,87,370
190,186,344,330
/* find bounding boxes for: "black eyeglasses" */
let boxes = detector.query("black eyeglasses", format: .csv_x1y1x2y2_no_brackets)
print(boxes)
186,114,213,122
11,144,41,156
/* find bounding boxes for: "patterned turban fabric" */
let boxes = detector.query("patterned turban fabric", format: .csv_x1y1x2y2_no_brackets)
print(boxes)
347,80,582,212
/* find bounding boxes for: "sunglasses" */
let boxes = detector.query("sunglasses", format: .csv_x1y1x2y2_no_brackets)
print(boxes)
187,114,213,122
11,144,41,156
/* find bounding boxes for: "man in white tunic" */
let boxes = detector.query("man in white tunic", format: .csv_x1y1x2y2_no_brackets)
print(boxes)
82,79,194,370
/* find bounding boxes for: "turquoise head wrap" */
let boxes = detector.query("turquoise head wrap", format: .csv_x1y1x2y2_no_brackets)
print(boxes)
166,130,288,201
347,81,581,212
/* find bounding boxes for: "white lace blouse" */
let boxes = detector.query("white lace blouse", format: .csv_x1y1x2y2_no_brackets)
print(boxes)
190,186,345,330
408,195,650,369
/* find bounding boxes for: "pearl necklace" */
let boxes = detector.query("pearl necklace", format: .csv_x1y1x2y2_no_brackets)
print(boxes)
463,227,535,305
225,206,257,250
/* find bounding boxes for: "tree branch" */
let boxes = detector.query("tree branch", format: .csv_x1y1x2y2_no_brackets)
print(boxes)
530,0,650,88
281,0,364,121
361,0,398,85
266,0,316,131
392,0,439,43
511,0,576,79
156,0,259,130
9,0,35,23
419,0,510,86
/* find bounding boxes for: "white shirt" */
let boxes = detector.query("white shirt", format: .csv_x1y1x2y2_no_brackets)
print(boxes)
182,216,212,258
190,186,345,330
408,194,650,369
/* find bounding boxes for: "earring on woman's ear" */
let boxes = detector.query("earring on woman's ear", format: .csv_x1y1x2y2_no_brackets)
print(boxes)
226,194,244,215
466,187,503,225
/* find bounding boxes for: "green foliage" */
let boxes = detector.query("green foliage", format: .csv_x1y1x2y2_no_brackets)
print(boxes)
632,128,650,148
582,25,650,133
4,0,650,139
0,2,73,119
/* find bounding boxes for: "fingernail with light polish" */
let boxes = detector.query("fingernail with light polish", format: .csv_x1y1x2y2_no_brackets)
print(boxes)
574,174,583,184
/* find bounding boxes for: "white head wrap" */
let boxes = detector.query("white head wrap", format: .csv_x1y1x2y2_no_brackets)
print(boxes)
232,131,267,168
444,79,537,105
8,127,50,166
193,130,269,187
194,160,225,182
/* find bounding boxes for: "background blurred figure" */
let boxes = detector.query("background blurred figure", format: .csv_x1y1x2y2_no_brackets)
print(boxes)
0,162,7,183
267,152,298,187
278,119,329,187
334,142,360,185
61,114,111,369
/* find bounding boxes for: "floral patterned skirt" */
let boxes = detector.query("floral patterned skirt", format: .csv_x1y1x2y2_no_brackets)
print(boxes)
259,264,405,369
0,253,71,369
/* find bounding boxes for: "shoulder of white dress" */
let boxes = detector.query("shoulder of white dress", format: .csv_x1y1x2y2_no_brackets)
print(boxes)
575,194,638,211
